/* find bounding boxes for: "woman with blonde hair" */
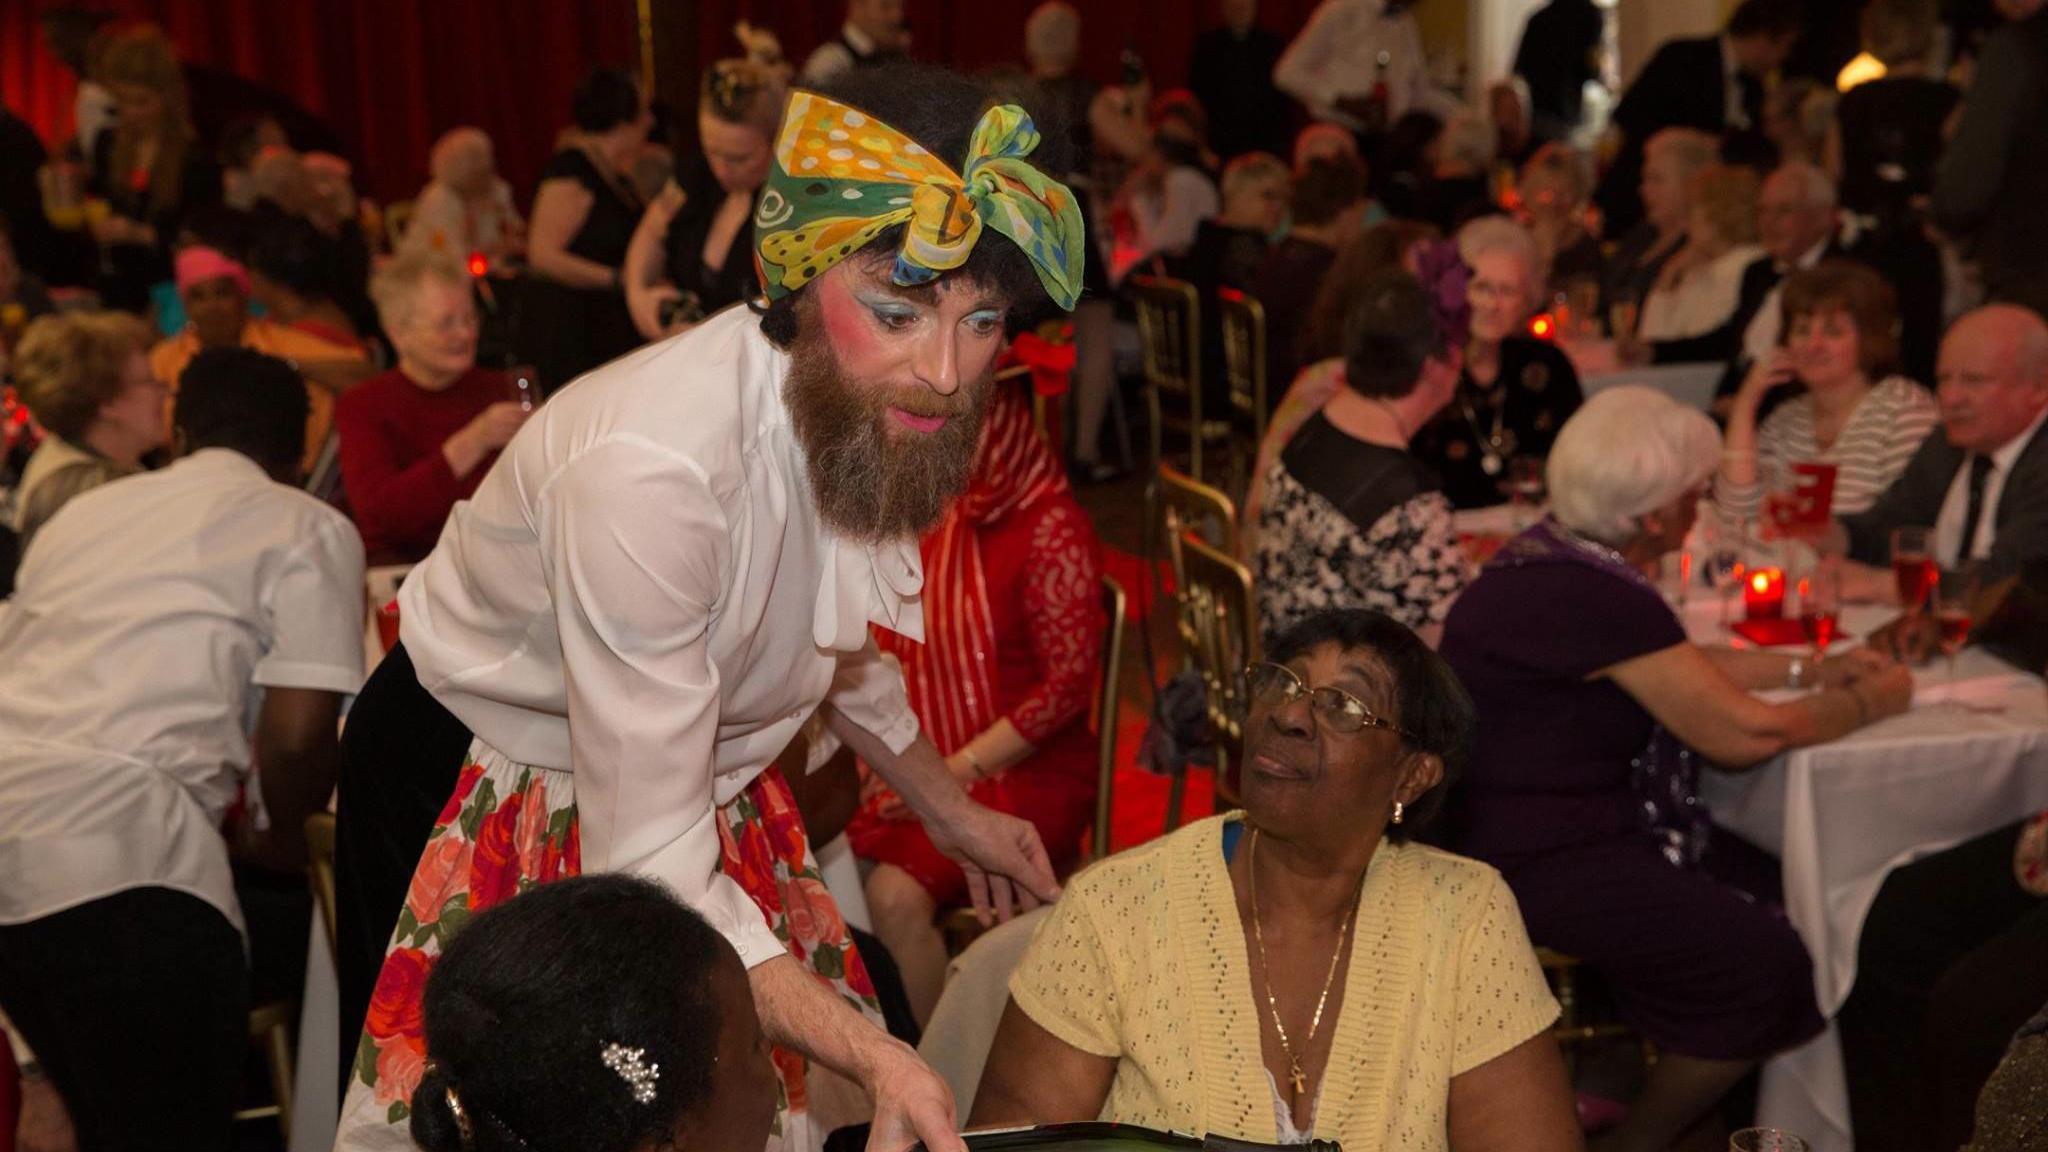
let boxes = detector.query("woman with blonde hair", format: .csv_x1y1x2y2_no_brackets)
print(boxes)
87,23,220,311
8,311,164,551
1602,128,1716,330
1634,164,1764,346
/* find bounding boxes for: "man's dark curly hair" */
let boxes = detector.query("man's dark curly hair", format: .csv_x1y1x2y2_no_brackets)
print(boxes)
753,62,1070,348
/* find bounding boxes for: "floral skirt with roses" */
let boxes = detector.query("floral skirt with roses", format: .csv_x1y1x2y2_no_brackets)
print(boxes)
333,738,881,1152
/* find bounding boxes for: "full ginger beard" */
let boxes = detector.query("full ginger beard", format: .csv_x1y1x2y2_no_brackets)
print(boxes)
781,310,993,543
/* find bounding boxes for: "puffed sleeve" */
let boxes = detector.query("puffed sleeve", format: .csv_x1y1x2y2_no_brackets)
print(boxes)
537,437,785,967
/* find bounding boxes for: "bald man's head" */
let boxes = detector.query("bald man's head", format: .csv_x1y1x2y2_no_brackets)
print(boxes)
1936,304,2048,454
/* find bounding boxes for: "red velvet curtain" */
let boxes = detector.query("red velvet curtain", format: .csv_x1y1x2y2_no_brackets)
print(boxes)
1,0,639,205
691,0,1323,93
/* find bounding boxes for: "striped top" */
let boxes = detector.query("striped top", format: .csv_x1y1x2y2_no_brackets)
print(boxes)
1718,376,1939,524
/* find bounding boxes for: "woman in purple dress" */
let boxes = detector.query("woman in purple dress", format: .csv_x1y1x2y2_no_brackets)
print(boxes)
1439,386,1915,1152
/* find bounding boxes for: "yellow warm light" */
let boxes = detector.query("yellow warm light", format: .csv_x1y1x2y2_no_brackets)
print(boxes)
1837,52,1886,92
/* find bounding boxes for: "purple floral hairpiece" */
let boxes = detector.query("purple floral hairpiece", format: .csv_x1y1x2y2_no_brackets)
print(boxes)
1410,238,1472,352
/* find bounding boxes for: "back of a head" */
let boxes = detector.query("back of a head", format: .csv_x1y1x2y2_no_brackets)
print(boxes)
174,347,308,478
1304,219,1440,364
1690,163,1761,246
1221,151,1289,212
248,214,340,301
409,876,728,1152
1440,111,1497,174
1024,1,1081,74
573,67,643,133
1863,0,1938,66
218,113,283,171
1340,268,1446,399
1520,142,1589,207
1645,127,1720,182
1727,0,1802,39
1290,155,1368,229
1547,386,1721,545
429,127,494,188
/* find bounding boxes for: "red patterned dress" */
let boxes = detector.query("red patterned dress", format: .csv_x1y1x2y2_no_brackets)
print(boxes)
846,385,1107,899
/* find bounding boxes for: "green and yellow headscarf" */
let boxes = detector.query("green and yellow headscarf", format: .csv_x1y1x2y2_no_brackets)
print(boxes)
752,91,1087,311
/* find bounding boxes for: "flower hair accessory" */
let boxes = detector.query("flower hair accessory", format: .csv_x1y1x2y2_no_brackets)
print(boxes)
1410,238,1473,352
601,1041,660,1104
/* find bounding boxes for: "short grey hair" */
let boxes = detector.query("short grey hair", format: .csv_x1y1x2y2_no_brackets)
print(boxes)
1547,386,1722,545
1457,215,1539,281
1768,160,1838,211
1024,2,1080,74
370,249,471,333
1441,111,1497,173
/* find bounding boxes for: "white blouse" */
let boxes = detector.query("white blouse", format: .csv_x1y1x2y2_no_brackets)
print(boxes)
398,304,924,964
1639,244,1766,342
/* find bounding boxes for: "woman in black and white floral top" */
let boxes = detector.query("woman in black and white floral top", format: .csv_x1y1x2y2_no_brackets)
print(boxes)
1255,261,1474,644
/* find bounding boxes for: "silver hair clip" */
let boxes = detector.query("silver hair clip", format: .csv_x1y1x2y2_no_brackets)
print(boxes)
601,1041,660,1104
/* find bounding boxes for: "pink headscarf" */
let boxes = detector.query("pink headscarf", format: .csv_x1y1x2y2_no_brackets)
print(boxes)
174,246,251,296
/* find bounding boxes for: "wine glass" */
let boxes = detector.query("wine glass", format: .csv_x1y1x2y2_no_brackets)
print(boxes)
1796,566,1841,658
1934,564,1981,685
506,363,540,413
1499,455,1546,531
1890,526,1938,613
1729,1129,1810,1152
1702,515,1752,627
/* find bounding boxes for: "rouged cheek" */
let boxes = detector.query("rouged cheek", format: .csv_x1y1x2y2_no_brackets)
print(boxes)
817,278,894,379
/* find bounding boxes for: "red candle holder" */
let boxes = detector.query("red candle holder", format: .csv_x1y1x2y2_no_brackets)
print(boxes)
1744,566,1786,620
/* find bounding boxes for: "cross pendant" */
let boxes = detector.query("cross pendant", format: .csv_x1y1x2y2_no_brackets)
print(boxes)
1288,1062,1307,1096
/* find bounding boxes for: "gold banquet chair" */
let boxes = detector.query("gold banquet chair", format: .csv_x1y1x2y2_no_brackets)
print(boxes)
1217,287,1268,454
1130,275,1232,485
1176,533,1260,816
1152,464,1237,604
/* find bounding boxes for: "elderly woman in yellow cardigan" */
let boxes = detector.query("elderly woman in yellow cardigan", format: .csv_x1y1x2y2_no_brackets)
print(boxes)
972,608,1582,1150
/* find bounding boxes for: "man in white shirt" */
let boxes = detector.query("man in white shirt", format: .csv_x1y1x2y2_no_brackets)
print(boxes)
1834,304,2048,598
334,65,1085,1152
1273,0,1461,136
0,347,364,1150
801,0,909,86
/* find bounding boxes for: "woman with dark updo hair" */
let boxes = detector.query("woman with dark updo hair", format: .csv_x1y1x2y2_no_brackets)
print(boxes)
410,874,779,1152
516,67,652,391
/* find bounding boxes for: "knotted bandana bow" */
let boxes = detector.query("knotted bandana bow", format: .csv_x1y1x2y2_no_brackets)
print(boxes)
753,91,1086,311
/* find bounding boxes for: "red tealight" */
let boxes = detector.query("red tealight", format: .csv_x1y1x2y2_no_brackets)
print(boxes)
1529,314,1555,340
467,251,489,278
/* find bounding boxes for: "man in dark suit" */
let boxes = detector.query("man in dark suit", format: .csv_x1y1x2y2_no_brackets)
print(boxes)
1833,304,2048,598
1933,0,2048,320
1189,0,1293,162
1513,0,1606,143
1593,0,1802,235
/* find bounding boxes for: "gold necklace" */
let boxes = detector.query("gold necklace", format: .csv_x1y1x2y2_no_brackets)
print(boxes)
1247,827,1366,1101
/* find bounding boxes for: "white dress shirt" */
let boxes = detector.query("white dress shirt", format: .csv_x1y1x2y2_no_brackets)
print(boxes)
399,304,924,966
1742,238,1832,365
1935,403,2048,567
0,449,366,934
1273,0,1460,129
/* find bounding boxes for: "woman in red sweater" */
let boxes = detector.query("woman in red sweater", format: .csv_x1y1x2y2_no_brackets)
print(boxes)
846,380,1107,1025
338,251,527,563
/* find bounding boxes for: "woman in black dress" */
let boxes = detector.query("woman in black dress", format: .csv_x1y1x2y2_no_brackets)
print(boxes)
624,59,784,341
517,68,649,390
1415,216,1582,509
87,24,220,313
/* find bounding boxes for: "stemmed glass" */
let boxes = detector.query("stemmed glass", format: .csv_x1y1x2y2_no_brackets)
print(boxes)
1796,566,1841,659
1890,526,1939,614
1934,564,1982,685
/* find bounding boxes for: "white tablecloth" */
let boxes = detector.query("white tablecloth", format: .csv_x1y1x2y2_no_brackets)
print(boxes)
1684,600,2048,1152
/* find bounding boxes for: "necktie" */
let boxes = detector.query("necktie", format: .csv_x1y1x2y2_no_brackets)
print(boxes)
1957,454,1995,563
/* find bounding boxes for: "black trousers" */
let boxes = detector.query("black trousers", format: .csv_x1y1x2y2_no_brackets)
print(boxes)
1838,820,2048,1151
0,888,248,1151
333,641,470,1089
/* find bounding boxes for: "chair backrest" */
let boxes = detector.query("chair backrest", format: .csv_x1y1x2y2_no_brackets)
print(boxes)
1132,275,1207,478
1217,287,1269,448
1092,574,1127,861
1177,533,1260,805
305,812,338,960
1155,464,1238,601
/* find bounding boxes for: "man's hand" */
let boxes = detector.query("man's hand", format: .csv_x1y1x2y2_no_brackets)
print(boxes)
923,798,1060,927
1815,646,1896,688
863,1038,966,1152
17,1076,78,1152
